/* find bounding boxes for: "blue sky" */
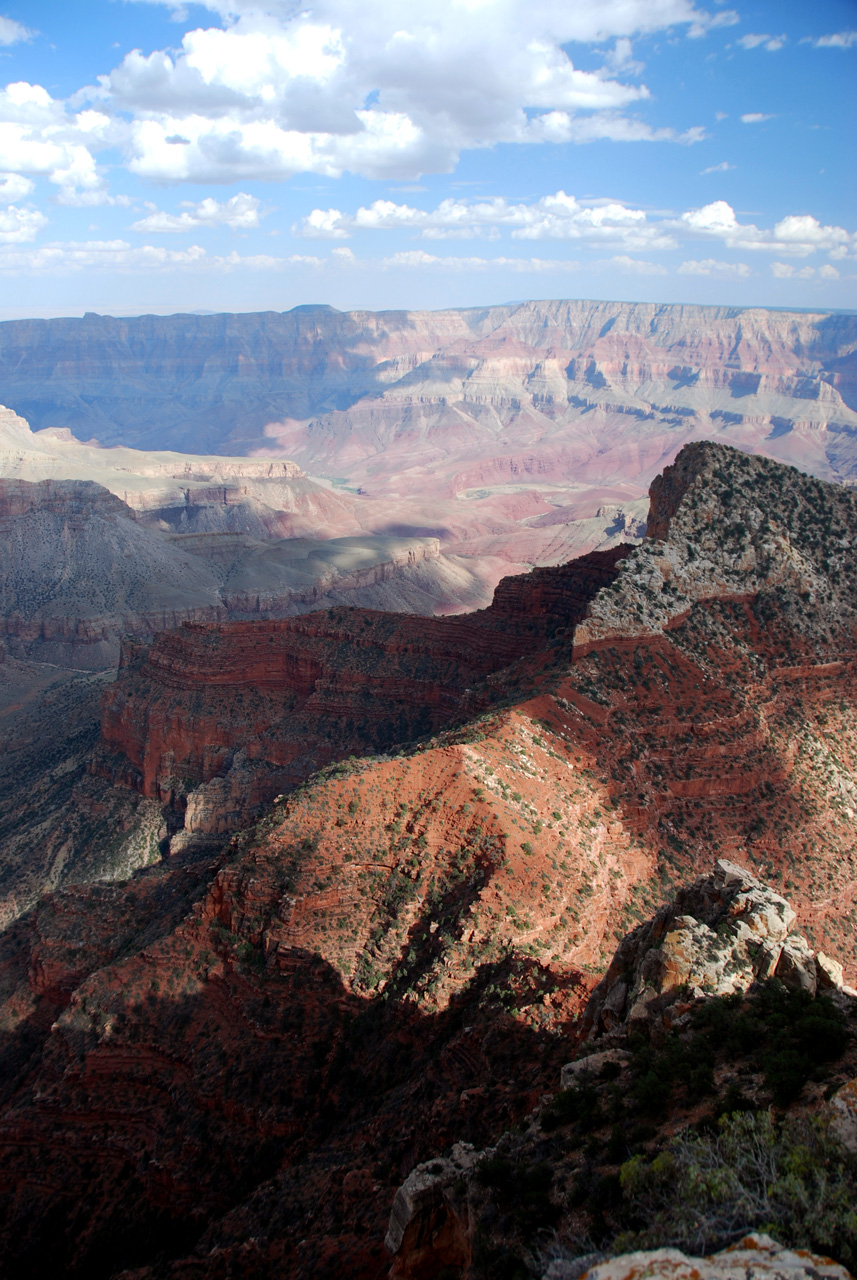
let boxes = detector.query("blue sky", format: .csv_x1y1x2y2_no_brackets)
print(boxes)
0,0,854,317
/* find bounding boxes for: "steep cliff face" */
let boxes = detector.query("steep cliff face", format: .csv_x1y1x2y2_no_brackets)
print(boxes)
97,547,629,832
576,440,857,650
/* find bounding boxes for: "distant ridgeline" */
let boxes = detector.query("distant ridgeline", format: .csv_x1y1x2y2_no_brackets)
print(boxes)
0,303,854,476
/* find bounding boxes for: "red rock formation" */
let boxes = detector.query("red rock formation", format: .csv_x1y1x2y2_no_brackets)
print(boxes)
97,548,630,828
0,443,855,1279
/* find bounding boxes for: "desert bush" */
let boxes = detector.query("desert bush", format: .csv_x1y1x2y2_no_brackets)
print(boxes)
618,1109,857,1266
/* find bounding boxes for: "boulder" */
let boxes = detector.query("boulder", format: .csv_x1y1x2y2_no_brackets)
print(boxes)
775,935,818,996
385,1141,485,1278
817,952,846,990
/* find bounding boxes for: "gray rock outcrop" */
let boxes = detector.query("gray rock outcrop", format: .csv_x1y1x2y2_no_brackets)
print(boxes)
581,859,856,1041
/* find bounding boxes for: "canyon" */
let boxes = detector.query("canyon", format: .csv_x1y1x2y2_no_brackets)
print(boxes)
0,402,516,671
0,442,855,1278
2,301,857,585
3,297,856,719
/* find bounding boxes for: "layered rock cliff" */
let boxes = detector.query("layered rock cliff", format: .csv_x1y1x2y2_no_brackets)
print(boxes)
0,477,226,668
96,546,629,833
1,304,855,463
4,302,857,596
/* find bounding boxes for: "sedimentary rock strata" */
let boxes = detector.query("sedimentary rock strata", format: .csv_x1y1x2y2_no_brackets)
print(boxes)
0,473,484,668
4,299,857,586
1,304,855,472
96,547,629,831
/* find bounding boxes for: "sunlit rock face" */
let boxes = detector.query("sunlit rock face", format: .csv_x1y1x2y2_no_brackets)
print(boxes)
581,858,856,1041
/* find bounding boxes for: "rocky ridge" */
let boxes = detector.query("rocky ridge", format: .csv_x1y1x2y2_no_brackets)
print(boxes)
575,441,857,651
0,443,855,1277
96,547,627,838
96,442,857,972
581,858,857,1041
563,1236,853,1280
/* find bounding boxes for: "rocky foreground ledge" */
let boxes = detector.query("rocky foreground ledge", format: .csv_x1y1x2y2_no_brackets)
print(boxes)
546,1234,853,1280
386,862,857,1280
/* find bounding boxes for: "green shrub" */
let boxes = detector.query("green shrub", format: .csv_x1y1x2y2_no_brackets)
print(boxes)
626,983,847,1115
618,1110,857,1266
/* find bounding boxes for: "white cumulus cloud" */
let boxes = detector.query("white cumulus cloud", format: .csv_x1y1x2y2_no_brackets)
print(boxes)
0,205,48,243
88,0,711,183
0,173,34,202
295,191,678,250
294,193,857,263
771,262,841,281
738,34,786,51
132,192,261,233
771,262,818,280
741,112,773,124
677,201,854,257
0,83,119,203
607,255,667,275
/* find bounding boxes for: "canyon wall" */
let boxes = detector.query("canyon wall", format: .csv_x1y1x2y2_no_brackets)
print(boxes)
97,547,629,829
0,303,855,458
0,305,855,503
